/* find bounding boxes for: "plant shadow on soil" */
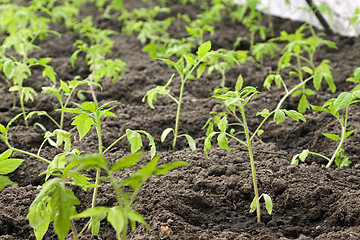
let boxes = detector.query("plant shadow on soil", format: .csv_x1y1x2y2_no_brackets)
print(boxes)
0,1,360,239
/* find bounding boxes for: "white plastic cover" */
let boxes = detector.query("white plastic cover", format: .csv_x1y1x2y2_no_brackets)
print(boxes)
234,0,360,36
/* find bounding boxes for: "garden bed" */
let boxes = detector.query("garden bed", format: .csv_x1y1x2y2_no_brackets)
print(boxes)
0,0,359,239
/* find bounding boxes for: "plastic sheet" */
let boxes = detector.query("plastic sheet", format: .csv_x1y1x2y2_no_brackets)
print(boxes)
234,0,360,36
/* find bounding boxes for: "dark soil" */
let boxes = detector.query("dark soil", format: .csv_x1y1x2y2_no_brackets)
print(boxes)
0,1,359,239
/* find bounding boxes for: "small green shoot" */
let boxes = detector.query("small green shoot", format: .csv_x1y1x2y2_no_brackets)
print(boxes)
292,91,360,167
143,41,240,150
267,24,337,113
28,153,188,240
0,28,59,126
59,101,157,232
204,86,274,223
70,17,126,103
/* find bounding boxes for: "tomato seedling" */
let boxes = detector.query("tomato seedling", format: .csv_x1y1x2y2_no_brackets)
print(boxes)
292,91,360,167
59,100,157,232
70,17,126,104
0,28,59,126
143,41,240,150
27,152,188,240
265,24,337,113
204,86,273,223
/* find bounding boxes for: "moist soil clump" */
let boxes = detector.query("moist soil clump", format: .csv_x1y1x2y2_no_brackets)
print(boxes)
0,1,359,239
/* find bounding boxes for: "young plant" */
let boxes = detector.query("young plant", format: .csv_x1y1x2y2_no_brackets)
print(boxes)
230,0,268,50
70,17,126,104
143,41,239,150
27,152,188,240
266,24,337,113
59,101,157,233
251,41,280,67
204,86,273,223
206,48,248,89
292,91,360,168
0,28,58,126
27,78,102,130
0,108,161,239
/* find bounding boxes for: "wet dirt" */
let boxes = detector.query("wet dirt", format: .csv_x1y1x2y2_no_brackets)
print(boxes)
0,1,359,239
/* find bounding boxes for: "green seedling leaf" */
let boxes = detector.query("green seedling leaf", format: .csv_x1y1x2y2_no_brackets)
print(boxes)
292,90,303,98
22,87,38,102
71,206,109,219
42,65,57,83
298,94,310,113
334,149,351,167
196,63,207,79
274,110,285,124
235,74,243,91
184,55,195,65
107,206,125,239
218,116,228,132
38,58,52,65
217,132,231,151
0,124,6,134
204,132,215,157
263,74,275,90
322,133,340,141
256,109,270,118
257,129,264,137
92,212,108,234
263,194,273,215
314,60,336,92
182,134,196,151
71,207,107,234
104,111,117,118
0,176,17,191
249,196,257,213
137,156,159,179
111,152,143,171
154,161,189,175
126,129,143,154
274,74,283,88
333,92,353,112
311,104,331,114
27,195,51,239
82,102,98,112
128,210,150,231
301,66,313,75
197,41,211,57
51,186,80,240
69,154,108,171
346,67,360,83
60,80,70,93
291,153,300,164
3,60,13,78
284,110,306,122
0,149,13,160
304,88,315,95
0,158,24,175
299,149,309,162
345,129,356,139
353,90,360,98
71,114,93,140
136,130,156,159
161,128,173,142
323,40,338,49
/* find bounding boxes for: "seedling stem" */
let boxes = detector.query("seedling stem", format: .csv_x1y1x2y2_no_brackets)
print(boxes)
240,107,261,223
